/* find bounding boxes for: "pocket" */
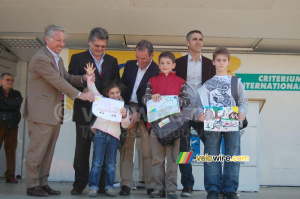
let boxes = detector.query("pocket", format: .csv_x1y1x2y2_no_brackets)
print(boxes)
41,91,53,98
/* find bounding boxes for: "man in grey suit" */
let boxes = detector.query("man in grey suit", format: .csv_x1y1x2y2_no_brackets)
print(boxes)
23,25,94,197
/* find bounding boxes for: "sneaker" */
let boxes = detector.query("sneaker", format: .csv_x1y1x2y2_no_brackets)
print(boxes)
167,191,178,199
180,187,193,197
119,185,131,196
207,191,218,199
88,189,97,197
224,192,238,199
106,188,117,197
150,189,166,198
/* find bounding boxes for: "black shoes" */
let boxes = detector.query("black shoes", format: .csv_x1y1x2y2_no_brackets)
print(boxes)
27,186,48,197
147,188,155,195
224,192,239,199
180,187,193,197
71,186,84,195
41,185,61,195
207,191,218,199
6,176,18,183
119,185,131,196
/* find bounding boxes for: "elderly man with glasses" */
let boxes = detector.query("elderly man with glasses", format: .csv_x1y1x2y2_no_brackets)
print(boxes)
0,73,23,184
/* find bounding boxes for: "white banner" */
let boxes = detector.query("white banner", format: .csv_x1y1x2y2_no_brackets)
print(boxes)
92,96,124,122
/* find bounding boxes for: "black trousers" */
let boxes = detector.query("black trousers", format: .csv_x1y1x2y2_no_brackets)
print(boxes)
73,122,105,192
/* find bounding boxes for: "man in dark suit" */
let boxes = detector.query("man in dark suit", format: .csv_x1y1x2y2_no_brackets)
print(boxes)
68,27,120,195
24,25,94,197
175,30,216,197
119,40,159,196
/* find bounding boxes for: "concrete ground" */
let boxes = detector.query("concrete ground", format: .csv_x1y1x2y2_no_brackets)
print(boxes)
1,178,300,199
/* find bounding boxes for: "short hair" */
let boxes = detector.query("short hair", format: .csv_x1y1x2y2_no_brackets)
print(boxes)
135,40,153,56
213,47,231,61
158,51,175,63
1,72,13,80
186,30,203,42
43,25,66,45
88,27,109,42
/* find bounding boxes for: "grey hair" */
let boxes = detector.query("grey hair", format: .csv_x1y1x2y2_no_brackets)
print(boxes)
43,25,66,45
88,27,109,42
1,72,13,79
136,40,153,56
186,30,203,42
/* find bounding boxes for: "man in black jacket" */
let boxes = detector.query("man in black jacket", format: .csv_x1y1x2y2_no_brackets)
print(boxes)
119,40,159,196
0,73,23,183
175,30,216,197
68,27,120,195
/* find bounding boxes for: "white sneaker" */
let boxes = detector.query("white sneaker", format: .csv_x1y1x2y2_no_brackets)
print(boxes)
88,189,97,197
106,188,117,197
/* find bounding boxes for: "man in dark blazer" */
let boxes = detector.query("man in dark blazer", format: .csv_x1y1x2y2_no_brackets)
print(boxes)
24,25,94,197
175,30,216,197
119,40,159,196
68,27,120,195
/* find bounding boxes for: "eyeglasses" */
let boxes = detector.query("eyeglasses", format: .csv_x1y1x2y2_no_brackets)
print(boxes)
92,42,106,49
5,79,14,82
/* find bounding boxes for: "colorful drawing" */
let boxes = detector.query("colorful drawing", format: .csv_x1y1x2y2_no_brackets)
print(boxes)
146,95,180,122
204,106,239,132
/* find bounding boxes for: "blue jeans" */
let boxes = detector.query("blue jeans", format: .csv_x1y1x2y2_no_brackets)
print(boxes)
89,130,119,190
204,131,240,194
179,121,203,188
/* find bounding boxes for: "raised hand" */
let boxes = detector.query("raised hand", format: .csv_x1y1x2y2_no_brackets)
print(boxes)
84,62,96,76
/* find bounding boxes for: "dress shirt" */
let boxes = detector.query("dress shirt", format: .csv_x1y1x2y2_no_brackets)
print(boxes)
89,49,105,75
129,60,152,103
185,53,203,120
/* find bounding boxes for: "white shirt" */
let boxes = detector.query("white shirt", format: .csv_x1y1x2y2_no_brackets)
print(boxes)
129,60,152,103
184,53,203,120
89,49,105,75
46,46,60,73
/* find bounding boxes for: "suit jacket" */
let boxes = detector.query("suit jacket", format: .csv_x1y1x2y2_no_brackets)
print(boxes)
23,47,82,125
175,54,216,84
121,60,159,120
68,50,120,123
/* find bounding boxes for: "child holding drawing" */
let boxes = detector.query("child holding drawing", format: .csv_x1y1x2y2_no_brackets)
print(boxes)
198,47,248,199
84,63,130,197
142,51,190,199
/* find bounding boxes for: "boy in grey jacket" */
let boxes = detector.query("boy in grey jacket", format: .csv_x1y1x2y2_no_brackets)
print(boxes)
198,47,248,199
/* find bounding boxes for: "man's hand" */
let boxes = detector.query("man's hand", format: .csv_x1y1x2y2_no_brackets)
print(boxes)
128,112,139,129
78,91,95,102
82,88,89,93
238,113,245,122
199,113,205,122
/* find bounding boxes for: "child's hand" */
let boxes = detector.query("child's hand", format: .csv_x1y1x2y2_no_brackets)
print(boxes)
199,113,205,122
84,62,96,76
120,108,127,118
238,113,245,122
152,94,162,102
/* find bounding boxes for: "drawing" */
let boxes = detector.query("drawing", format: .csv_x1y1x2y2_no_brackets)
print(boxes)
204,106,239,132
